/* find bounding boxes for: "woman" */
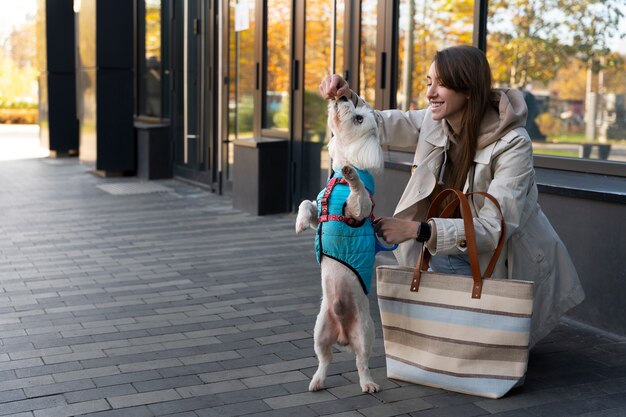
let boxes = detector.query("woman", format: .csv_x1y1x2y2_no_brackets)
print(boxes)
319,45,584,347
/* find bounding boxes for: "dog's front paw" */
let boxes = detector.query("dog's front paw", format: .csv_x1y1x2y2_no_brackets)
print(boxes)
295,200,317,234
341,165,358,183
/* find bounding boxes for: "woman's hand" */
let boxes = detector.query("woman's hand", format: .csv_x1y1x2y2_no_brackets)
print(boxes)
319,74,352,101
373,217,420,245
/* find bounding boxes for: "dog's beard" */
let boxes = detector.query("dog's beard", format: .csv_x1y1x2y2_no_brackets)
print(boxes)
327,100,383,173
328,134,383,173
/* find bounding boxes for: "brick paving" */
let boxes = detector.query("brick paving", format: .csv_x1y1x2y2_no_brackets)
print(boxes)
1,156,625,417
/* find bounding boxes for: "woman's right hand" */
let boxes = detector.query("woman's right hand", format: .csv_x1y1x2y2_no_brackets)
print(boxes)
319,74,351,101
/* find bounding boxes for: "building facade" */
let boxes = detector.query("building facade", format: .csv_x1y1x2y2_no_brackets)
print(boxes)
37,1,626,335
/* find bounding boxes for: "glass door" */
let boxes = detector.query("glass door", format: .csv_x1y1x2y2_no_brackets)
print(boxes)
225,0,256,185
290,0,345,205
172,0,201,175
301,0,343,198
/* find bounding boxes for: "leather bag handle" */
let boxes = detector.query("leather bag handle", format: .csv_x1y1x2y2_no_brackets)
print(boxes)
410,189,506,298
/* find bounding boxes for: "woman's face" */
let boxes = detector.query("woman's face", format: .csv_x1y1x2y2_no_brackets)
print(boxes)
426,62,468,131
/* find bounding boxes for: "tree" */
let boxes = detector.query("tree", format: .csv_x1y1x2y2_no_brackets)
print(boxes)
397,0,473,110
488,0,570,88
6,18,37,69
0,17,38,107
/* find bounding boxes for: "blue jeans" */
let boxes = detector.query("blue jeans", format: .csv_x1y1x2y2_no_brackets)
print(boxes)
429,254,472,275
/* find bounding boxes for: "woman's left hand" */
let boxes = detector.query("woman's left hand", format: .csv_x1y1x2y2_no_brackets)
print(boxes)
373,217,419,244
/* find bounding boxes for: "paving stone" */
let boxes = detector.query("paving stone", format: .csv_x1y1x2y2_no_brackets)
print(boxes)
226,405,320,417
223,385,294,405
357,397,434,417
308,394,382,414
92,370,162,387
241,370,308,388
132,375,203,392
53,366,120,383
263,390,337,409
0,394,67,416
32,399,110,417
197,366,264,384
74,405,154,417
15,361,83,378
63,383,137,403
107,388,182,408
146,396,224,416
156,362,223,378
194,399,272,417
0,388,26,403
176,380,248,398
24,379,96,399
409,403,489,417
0,375,55,392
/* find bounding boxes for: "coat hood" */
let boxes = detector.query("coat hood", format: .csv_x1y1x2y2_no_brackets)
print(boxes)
476,89,528,149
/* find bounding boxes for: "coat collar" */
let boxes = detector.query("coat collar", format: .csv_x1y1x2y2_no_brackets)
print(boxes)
420,108,447,148
421,111,498,166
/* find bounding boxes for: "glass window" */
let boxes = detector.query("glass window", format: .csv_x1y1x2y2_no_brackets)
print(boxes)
335,0,345,77
264,0,291,131
302,0,337,195
395,0,474,111
139,0,163,118
487,0,626,163
227,0,256,181
359,0,377,104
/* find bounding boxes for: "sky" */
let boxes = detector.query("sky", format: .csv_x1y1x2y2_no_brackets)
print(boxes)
0,0,36,45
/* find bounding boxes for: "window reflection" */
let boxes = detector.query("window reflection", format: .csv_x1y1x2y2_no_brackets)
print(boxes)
396,0,473,111
335,0,345,77
141,0,162,118
265,0,290,131
227,0,256,182
228,0,255,140
487,0,626,163
303,0,337,194
359,0,377,104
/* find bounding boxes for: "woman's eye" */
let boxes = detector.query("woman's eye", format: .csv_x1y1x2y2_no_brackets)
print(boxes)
354,115,364,124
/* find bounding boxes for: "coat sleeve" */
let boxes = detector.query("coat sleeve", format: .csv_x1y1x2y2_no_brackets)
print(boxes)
427,130,535,256
352,91,425,148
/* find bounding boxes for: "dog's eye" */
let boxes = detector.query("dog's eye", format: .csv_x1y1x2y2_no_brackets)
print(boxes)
354,115,364,124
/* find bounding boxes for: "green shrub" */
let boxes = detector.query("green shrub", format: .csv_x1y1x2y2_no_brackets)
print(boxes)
536,112,563,139
0,107,38,124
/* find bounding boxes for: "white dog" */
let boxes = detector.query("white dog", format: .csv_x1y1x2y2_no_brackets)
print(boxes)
296,96,385,393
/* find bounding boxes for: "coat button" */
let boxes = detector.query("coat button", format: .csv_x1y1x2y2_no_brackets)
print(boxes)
459,240,467,248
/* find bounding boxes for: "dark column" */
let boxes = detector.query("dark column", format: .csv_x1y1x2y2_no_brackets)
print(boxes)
75,0,135,176
37,0,79,156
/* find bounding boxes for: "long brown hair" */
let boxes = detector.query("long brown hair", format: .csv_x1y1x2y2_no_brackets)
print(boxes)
433,46,492,190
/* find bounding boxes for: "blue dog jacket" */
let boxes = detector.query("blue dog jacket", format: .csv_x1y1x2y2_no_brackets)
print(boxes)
315,168,377,294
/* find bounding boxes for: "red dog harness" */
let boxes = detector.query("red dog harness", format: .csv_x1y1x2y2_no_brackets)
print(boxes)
318,176,375,227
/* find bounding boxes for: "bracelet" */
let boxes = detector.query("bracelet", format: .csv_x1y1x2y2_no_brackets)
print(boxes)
416,222,431,243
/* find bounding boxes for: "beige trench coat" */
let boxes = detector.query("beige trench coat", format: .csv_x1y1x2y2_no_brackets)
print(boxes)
370,104,585,348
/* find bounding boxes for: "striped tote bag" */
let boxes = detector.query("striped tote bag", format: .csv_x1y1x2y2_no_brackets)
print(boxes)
376,189,534,399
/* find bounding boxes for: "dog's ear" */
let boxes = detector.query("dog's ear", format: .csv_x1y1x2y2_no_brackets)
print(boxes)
327,136,337,161
327,101,338,137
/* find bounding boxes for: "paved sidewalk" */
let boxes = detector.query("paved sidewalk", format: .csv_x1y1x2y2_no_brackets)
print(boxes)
1,156,625,417
0,124,49,161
